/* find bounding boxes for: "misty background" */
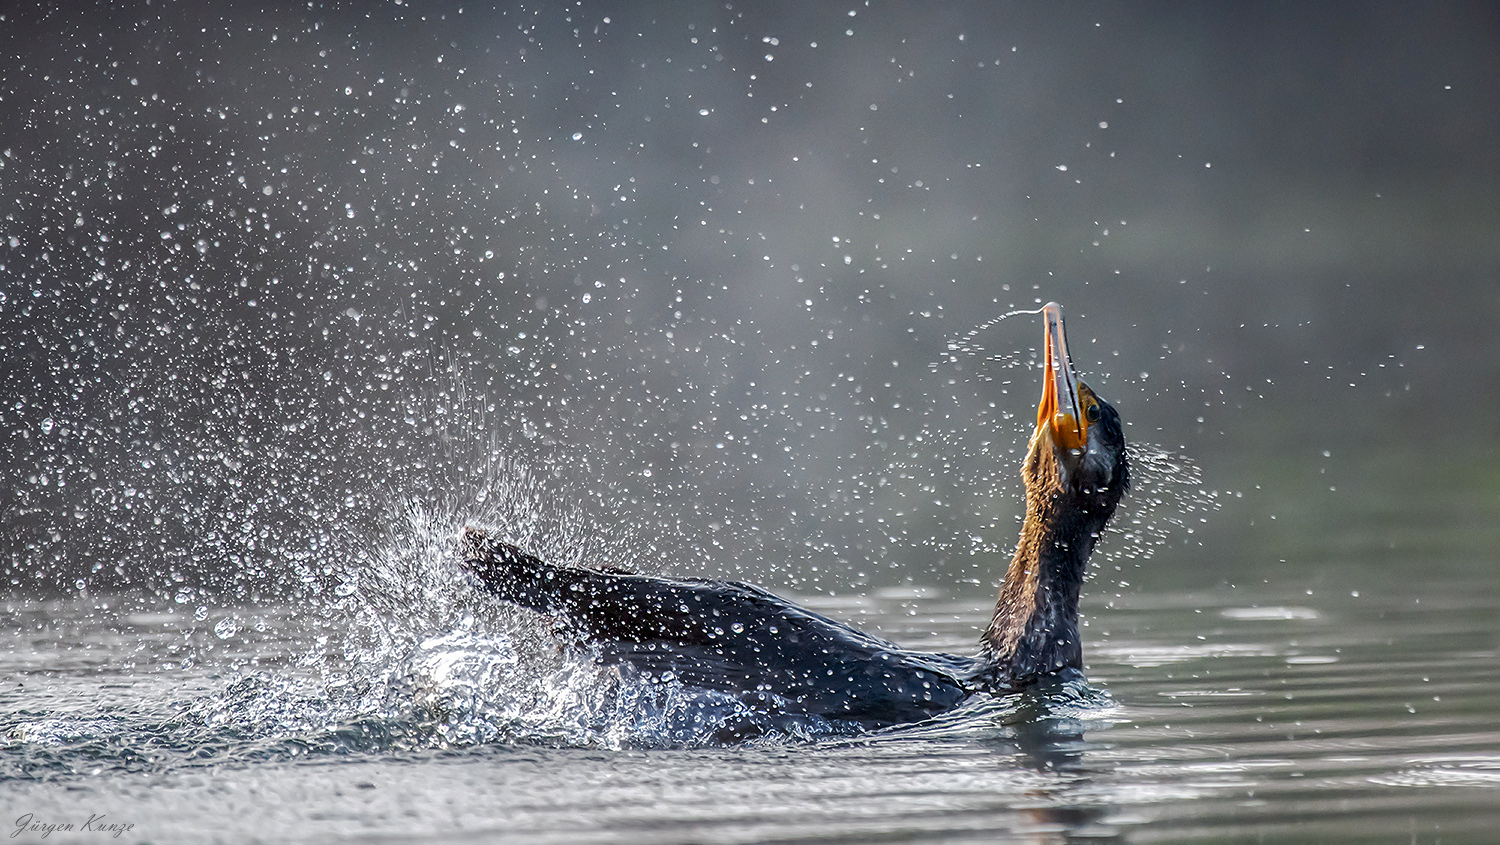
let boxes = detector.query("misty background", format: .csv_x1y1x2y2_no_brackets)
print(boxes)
3,2,1496,603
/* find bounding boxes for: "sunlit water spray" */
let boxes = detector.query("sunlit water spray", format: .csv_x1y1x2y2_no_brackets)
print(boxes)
938,308,1221,572
942,305,1055,364
8,306,1196,765
183,326,1170,756
169,362,889,755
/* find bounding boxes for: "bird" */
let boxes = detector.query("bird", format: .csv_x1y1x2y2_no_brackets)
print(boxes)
460,302,1128,737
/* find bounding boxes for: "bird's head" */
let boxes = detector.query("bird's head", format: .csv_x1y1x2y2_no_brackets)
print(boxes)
1031,302,1128,504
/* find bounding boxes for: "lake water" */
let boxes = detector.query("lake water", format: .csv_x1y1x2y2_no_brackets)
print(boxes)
6,2,1498,841
3,533,1496,843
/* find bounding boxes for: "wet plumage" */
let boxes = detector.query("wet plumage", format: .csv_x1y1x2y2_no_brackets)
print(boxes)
461,303,1127,734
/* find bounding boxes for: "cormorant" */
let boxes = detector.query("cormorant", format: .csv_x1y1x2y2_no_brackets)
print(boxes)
460,302,1128,734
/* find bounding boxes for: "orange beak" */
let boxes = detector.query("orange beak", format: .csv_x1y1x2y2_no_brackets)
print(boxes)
1037,302,1087,453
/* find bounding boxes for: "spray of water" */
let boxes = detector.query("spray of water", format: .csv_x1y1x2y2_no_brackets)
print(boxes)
165,303,1215,756
1107,443,1219,566
942,306,1052,363
939,309,1220,571
162,364,866,754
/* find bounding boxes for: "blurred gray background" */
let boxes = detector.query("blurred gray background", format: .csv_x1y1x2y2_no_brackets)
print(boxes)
3,2,1497,601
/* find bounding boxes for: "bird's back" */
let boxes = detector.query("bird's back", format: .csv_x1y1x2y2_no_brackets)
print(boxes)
461,528,975,731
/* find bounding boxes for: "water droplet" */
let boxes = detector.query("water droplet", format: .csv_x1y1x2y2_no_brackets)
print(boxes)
214,616,239,639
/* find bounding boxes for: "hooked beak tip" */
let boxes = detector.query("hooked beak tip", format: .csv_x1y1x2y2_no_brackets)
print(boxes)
1037,302,1087,452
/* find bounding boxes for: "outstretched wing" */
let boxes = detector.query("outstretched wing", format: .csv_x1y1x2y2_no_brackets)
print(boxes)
460,528,974,728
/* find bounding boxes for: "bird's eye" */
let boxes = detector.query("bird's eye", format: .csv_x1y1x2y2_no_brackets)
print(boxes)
1085,403,1101,423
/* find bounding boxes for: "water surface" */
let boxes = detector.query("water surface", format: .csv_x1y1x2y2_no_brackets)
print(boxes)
3,563,1495,843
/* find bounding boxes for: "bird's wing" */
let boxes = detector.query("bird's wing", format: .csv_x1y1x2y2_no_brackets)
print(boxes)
460,529,974,726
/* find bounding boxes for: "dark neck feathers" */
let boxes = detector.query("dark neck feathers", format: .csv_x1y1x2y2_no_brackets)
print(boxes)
978,427,1117,688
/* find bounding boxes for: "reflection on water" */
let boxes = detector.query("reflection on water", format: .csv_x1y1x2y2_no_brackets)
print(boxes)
2,566,1496,842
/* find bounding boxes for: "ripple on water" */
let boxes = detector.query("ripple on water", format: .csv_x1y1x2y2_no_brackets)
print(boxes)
2,465,1497,842
1369,755,1500,788
1220,605,1321,620
2,578,1497,843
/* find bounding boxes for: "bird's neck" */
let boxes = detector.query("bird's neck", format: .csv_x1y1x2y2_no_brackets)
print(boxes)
979,434,1106,687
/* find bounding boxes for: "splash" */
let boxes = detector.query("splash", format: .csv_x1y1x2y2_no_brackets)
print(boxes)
935,306,1050,374
1104,443,1220,567
154,461,863,757
938,310,1220,568
944,306,1050,356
